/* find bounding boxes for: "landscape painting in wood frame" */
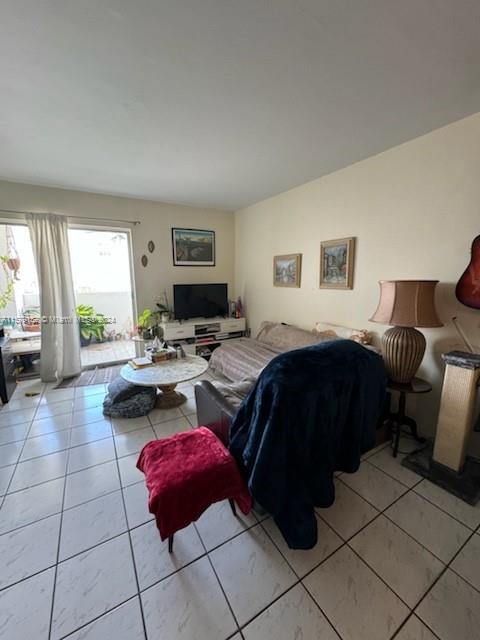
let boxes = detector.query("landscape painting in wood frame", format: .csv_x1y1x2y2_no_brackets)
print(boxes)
172,228,215,266
319,237,355,289
273,253,302,288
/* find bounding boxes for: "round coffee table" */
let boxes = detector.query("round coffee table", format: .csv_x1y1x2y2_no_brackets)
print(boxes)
120,355,208,409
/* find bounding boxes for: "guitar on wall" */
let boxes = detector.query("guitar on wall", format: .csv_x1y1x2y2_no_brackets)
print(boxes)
456,234,480,309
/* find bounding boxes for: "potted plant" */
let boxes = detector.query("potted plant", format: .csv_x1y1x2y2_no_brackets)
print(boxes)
156,290,171,322
137,308,162,340
76,304,108,346
0,255,16,336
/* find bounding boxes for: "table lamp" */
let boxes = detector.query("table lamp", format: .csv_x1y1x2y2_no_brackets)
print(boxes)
370,280,443,383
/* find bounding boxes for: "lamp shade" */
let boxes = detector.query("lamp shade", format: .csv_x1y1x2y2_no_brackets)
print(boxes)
370,280,443,328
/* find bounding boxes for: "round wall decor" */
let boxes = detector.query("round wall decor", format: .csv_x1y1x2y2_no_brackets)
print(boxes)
141,254,148,267
148,240,155,253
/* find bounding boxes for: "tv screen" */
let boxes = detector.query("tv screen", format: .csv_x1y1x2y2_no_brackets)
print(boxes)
173,283,228,320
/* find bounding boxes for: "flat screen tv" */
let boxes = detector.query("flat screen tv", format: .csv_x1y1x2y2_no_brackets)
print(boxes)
173,283,228,320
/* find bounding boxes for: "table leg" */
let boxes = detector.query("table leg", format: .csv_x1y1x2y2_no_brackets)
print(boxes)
155,383,186,409
388,391,426,457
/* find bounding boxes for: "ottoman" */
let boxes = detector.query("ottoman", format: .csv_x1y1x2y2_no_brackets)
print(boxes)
136,426,252,551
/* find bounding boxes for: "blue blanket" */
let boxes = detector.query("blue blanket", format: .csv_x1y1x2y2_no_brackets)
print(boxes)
229,339,386,549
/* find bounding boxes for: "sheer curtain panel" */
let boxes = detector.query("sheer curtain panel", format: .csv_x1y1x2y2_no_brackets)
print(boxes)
26,213,81,381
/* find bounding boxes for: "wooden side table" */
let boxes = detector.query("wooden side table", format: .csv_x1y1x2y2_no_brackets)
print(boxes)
386,377,431,457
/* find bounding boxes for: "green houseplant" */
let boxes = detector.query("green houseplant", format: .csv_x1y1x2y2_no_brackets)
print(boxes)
136,308,162,340
0,255,15,311
76,304,108,346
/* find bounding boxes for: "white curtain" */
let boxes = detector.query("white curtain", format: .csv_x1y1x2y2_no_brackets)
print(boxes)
26,213,81,382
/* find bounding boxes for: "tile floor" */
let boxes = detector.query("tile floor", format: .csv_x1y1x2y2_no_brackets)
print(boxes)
0,377,480,640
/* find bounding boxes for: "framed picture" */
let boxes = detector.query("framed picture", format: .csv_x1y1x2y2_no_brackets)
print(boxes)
320,237,355,289
172,228,215,266
273,253,302,288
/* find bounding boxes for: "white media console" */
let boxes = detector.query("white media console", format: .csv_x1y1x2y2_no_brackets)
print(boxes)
160,317,246,359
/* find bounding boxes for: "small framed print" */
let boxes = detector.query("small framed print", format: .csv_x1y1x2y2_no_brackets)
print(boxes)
172,228,215,266
320,237,355,289
273,253,302,288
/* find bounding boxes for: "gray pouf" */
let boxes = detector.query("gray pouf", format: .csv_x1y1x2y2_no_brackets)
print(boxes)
103,378,156,418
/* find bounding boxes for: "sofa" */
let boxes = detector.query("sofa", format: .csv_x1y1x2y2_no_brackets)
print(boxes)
194,320,374,444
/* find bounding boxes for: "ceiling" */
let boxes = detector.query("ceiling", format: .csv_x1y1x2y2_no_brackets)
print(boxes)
1,1,480,211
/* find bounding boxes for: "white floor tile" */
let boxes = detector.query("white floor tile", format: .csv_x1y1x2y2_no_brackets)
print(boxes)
0,407,36,428
340,462,407,510
0,422,30,445
74,384,107,398
450,532,480,591
111,415,150,434
9,450,68,492
67,437,115,473
21,429,71,460
118,453,144,487
179,397,197,416
317,480,379,540
132,519,205,590
0,514,60,589
416,569,480,640
152,416,191,439
60,491,127,560
66,597,145,640
395,615,439,640
0,464,14,495
304,545,409,640
186,412,198,427
29,412,73,437
243,583,338,640
72,406,107,427
386,491,471,563
195,499,257,551
368,447,423,488
114,426,157,457
0,477,64,534
415,480,480,530
123,481,153,528
262,514,343,578
141,556,237,640
361,441,390,460
0,568,55,640
73,394,105,412
209,524,296,626
70,420,112,447
2,395,41,412
0,441,23,467
64,460,120,508
350,515,444,607
35,399,73,419
43,388,75,402
51,534,137,640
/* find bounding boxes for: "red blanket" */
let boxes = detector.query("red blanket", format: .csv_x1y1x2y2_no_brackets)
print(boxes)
136,427,252,540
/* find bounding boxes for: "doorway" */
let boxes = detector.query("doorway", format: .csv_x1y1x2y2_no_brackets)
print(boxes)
0,223,136,370
68,227,136,367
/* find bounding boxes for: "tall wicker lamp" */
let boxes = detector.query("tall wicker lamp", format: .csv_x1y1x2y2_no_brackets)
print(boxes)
370,280,443,383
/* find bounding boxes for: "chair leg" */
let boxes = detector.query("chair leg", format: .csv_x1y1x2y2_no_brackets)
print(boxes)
228,498,237,517
168,534,174,553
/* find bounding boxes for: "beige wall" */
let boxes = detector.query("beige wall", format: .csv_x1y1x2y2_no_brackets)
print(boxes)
0,180,235,318
234,112,480,450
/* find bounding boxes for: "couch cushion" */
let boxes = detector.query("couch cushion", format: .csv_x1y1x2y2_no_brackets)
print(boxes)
211,377,256,409
256,321,325,350
209,337,280,382
314,322,373,345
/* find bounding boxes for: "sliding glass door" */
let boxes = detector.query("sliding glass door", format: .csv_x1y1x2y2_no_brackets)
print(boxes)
68,227,136,367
